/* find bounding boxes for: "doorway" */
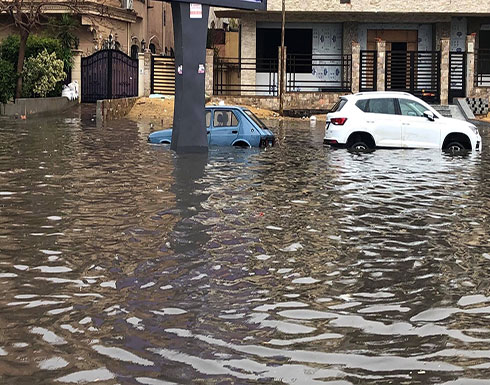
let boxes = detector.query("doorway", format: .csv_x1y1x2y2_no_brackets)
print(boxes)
367,29,418,51
390,42,408,90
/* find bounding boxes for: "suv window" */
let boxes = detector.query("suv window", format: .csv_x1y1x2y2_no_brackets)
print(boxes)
355,99,369,112
330,99,347,112
214,110,239,127
366,98,396,115
399,99,427,117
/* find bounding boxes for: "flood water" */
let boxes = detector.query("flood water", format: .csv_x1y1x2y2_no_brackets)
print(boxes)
1,106,490,385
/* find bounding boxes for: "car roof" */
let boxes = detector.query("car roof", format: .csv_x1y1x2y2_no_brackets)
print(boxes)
205,105,245,111
347,91,416,99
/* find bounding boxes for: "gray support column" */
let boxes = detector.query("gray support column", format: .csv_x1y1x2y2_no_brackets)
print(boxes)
440,38,450,105
71,49,82,103
171,1,209,152
466,34,476,98
351,41,360,94
376,39,386,91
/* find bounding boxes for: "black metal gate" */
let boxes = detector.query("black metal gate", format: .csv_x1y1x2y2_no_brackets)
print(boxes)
81,49,138,103
385,51,440,103
449,52,466,102
360,50,377,92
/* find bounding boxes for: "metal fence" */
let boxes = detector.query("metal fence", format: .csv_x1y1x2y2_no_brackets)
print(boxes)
360,50,377,92
151,56,175,95
385,51,440,103
286,54,352,92
213,57,278,96
449,52,466,101
475,49,490,87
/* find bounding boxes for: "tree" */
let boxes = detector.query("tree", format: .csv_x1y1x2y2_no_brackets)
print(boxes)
0,0,106,99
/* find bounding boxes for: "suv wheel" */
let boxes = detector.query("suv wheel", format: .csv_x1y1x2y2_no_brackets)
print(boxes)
350,141,369,151
445,141,465,153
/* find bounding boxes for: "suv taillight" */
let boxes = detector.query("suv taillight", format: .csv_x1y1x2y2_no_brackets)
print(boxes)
331,117,347,125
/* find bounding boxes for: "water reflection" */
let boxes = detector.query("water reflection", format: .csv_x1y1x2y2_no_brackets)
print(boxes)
0,109,489,384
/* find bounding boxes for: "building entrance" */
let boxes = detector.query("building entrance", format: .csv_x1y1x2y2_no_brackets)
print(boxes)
367,29,418,51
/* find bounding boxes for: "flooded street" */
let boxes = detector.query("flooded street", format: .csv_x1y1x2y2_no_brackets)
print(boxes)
1,106,489,384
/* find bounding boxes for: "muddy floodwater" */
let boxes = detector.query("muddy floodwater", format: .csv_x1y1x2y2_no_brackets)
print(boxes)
1,106,490,385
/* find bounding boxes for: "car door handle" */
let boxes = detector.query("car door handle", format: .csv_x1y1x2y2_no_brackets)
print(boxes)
232,130,238,134
402,123,410,126
207,131,210,134
366,121,374,123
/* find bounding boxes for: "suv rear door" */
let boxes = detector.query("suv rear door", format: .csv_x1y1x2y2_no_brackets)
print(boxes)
358,98,401,147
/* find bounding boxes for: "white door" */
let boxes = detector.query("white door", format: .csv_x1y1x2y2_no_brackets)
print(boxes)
398,98,441,148
364,98,401,147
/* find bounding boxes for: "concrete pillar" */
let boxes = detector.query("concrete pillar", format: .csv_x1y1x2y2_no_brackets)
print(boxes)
240,17,256,94
376,39,386,91
440,38,450,105
71,49,82,103
138,53,145,97
205,48,214,97
351,41,360,94
343,22,359,55
466,33,476,98
144,51,152,96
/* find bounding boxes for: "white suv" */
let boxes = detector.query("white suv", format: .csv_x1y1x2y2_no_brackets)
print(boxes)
324,92,482,152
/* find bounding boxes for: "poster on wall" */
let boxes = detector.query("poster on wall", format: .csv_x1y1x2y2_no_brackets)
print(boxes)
312,24,342,84
451,17,467,52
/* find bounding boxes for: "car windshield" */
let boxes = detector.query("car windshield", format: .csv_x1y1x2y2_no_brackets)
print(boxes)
243,109,268,130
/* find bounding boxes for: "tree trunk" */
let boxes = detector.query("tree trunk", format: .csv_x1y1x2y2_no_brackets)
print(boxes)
15,30,29,99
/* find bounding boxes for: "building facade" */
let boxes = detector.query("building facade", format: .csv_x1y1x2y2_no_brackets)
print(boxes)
0,0,174,58
214,0,490,106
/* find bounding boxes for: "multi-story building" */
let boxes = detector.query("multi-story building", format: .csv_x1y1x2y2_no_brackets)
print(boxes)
213,0,490,107
0,0,174,58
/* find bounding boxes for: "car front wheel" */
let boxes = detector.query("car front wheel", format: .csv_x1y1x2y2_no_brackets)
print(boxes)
444,141,465,152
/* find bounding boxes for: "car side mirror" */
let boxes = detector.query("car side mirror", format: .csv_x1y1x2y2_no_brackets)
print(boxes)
423,110,435,121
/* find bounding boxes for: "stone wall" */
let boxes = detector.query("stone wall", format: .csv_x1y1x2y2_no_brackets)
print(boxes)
0,97,77,117
96,97,139,125
210,92,349,112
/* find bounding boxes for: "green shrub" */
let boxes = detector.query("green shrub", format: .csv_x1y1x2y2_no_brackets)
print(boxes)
22,49,66,98
0,35,73,98
0,35,21,65
0,59,16,104
0,34,73,71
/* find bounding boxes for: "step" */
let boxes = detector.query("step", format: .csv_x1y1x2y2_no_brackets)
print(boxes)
430,105,452,118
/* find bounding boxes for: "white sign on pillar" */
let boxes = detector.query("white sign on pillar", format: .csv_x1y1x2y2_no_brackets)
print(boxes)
190,3,202,18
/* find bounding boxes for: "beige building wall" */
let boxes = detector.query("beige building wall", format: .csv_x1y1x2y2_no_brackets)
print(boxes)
265,0,490,14
147,1,174,55
0,0,174,58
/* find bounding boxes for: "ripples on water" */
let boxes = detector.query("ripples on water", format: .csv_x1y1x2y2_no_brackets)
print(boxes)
0,108,489,384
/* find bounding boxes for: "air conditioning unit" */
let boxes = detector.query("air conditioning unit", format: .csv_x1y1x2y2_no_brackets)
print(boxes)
122,0,133,10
